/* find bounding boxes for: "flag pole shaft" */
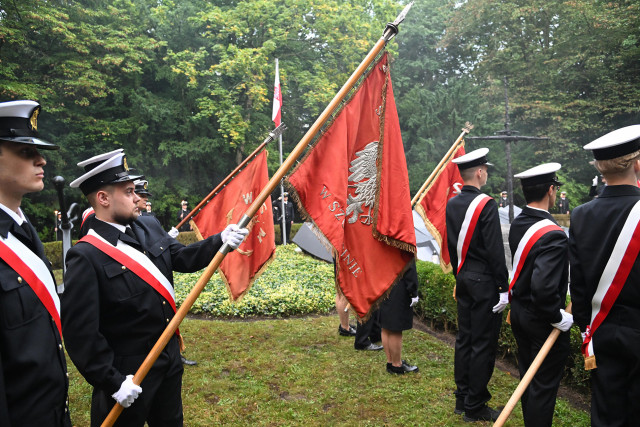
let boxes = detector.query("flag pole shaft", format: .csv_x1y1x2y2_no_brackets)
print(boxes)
410,126,469,207
493,302,572,427
174,132,275,231
101,6,412,425
278,133,287,245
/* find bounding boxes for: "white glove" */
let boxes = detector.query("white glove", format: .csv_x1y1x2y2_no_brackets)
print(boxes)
592,175,598,186
492,292,509,313
581,331,587,341
551,309,573,332
221,224,249,249
168,227,179,238
410,296,419,308
112,375,142,408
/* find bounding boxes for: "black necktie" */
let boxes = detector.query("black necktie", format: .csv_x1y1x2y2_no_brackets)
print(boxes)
123,227,141,249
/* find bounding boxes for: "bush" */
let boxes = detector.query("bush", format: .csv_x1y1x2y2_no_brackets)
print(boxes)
414,260,590,391
173,244,335,317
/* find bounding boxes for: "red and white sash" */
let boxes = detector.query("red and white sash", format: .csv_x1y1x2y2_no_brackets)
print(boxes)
456,194,492,274
509,219,563,299
0,232,61,336
80,230,180,337
582,200,640,370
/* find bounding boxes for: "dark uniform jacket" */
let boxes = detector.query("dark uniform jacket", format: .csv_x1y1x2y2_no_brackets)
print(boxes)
0,210,70,427
509,207,567,324
62,216,222,395
570,185,640,332
446,185,508,291
557,198,570,214
177,209,190,232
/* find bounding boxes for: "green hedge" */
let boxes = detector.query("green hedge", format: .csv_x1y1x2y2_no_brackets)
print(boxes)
414,260,590,391
173,244,335,317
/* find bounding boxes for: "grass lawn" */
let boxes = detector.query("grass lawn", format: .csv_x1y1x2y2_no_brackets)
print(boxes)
66,315,590,426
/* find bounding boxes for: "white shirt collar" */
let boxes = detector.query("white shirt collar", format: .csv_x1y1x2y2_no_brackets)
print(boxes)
526,205,549,213
0,202,26,225
105,221,126,233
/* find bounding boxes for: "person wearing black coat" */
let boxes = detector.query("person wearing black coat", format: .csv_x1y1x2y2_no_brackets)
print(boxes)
0,100,71,427
446,148,508,422
63,150,247,426
570,126,640,427
379,261,419,374
508,163,572,426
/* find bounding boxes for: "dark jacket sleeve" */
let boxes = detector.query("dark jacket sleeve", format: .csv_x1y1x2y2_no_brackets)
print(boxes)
479,200,509,292
531,231,568,323
404,262,419,297
168,232,223,273
0,352,10,427
569,224,590,331
62,246,126,394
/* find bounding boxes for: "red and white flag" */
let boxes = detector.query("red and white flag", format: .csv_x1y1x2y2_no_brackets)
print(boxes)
287,52,416,319
415,143,465,273
272,59,282,127
191,151,276,300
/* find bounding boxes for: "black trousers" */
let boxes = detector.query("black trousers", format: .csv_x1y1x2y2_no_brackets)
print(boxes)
511,304,570,427
354,309,381,349
589,321,640,427
454,272,502,413
90,337,184,427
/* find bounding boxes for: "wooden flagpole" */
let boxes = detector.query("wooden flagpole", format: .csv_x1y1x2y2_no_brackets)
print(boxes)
174,123,286,231
493,302,572,427
101,3,414,425
410,122,473,207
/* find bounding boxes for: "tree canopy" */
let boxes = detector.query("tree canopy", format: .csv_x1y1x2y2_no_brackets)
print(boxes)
0,0,638,239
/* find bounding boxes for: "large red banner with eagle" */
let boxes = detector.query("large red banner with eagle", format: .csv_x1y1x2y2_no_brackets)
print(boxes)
287,52,416,319
191,150,275,300
415,143,465,273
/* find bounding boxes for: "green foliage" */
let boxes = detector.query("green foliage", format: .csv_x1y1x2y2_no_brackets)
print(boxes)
173,244,335,317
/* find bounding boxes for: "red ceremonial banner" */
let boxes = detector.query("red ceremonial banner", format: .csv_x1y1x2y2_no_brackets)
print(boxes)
287,52,416,319
192,150,276,300
415,144,465,273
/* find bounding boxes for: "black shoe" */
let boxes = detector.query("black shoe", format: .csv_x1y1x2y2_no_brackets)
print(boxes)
454,398,465,415
181,355,197,366
355,343,383,351
386,361,419,374
463,406,501,422
338,324,356,336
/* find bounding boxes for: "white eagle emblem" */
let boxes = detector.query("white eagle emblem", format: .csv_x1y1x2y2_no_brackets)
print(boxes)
346,141,378,225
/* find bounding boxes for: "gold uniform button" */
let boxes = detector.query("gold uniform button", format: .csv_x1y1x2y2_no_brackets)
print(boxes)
162,301,166,305
17,277,22,283
160,247,163,250
166,318,170,323
66,372,69,377
122,265,126,270
58,344,62,350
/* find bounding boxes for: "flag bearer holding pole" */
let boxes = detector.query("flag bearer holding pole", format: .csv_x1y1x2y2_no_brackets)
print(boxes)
570,125,640,427
61,150,248,426
507,163,572,426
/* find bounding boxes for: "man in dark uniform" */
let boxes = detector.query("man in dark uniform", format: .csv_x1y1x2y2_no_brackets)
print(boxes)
498,191,509,208
133,179,194,366
570,125,640,427
446,147,508,422
278,192,295,243
176,200,192,232
0,100,71,426
134,179,154,217
557,191,570,214
62,150,248,426
509,163,573,426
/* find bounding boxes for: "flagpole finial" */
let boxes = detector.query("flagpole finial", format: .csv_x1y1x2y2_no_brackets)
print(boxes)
463,122,474,133
384,1,414,41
